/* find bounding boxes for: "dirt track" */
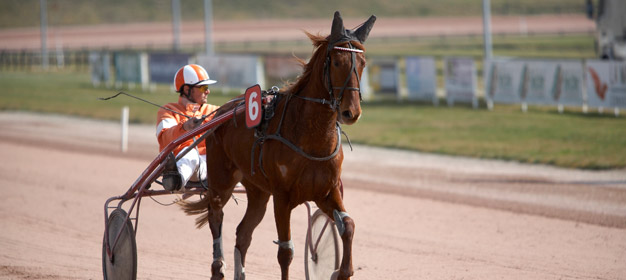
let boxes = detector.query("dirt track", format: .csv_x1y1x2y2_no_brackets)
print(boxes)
0,14,595,51
0,111,625,280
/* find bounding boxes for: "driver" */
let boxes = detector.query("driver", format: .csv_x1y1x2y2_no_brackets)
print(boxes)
156,64,220,191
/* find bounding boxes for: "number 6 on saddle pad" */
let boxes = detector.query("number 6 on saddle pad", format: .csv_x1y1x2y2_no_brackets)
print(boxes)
245,84,262,129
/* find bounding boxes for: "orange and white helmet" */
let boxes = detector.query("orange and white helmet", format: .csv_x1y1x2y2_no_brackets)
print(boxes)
173,64,217,92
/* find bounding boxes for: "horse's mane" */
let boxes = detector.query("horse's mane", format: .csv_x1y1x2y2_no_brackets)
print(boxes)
284,32,365,96
284,32,329,95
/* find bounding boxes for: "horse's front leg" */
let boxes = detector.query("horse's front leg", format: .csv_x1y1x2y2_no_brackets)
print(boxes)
317,186,354,280
273,194,294,280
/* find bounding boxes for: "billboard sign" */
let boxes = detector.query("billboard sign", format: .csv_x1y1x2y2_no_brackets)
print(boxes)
586,60,626,108
149,53,190,84
196,54,263,90
406,56,437,103
114,52,148,89
484,59,524,104
444,57,477,106
551,60,584,106
89,51,110,87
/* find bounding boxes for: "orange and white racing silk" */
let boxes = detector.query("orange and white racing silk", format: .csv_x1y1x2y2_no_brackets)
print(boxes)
156,97,220,156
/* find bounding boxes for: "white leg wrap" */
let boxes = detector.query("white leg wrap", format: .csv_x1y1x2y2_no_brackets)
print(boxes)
333,210,350,236
234,247,245,280
273,239,294,255
213,237,224,262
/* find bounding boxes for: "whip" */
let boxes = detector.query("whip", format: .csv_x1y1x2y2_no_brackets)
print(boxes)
99,91,247,124
99,92,192,120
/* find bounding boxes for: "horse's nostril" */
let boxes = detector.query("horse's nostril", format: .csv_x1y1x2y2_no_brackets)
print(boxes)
342,110,353,119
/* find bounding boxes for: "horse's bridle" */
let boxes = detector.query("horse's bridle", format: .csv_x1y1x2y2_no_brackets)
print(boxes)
326,43,364,106
294,42,364,111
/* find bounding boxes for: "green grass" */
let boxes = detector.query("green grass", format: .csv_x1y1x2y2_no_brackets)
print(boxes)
1,71,625,169
344,102,626,169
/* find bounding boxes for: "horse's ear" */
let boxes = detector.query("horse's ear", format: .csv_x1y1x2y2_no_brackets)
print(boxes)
328,11,346,44
354,15,377,43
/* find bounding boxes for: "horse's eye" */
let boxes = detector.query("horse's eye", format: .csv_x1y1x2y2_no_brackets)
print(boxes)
333,61,340,67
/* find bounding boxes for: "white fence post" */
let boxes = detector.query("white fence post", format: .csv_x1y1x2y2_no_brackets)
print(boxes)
121,106,129,153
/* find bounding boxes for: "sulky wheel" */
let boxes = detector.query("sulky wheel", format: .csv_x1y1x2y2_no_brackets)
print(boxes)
305,209,342,280
102,208,137,280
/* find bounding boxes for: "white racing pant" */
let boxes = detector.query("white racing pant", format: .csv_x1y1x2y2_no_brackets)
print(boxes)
177,149,206,188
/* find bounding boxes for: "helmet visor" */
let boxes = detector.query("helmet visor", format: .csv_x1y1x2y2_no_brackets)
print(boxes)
195,79,217,86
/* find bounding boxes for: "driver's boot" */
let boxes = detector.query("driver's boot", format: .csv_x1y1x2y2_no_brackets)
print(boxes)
161,152,181,191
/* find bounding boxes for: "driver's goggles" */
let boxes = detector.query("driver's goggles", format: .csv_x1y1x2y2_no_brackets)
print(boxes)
195,85,209,92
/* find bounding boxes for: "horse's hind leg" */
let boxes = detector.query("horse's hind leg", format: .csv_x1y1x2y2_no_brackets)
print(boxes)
234,182,270,280
316,186,354,280
206,186,233,280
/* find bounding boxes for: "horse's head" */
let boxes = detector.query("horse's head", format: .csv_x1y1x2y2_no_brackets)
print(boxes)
325,11,376,125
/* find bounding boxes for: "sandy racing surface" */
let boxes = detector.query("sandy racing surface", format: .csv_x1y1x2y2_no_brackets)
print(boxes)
0,14,595,51
0,111,625,279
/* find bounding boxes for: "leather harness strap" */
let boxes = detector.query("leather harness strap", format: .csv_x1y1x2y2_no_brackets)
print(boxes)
249,44,362,177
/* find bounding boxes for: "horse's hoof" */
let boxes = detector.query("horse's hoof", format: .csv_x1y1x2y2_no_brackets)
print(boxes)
331,270,352,280
211,260,226,280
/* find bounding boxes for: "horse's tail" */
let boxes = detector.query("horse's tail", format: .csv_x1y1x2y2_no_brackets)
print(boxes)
178,195,211,228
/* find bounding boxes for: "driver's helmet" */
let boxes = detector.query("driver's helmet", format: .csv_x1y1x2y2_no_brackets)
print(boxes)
173,64,217,93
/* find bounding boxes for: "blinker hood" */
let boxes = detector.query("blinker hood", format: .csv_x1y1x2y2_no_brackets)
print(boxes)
326,11,377,51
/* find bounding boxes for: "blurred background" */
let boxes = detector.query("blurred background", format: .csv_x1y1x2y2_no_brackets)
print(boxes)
0,0,603,58
1,0,625,169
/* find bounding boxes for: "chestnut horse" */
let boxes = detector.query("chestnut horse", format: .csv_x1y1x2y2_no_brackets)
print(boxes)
183,11,376,280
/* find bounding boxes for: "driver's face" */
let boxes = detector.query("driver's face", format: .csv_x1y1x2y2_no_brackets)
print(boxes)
190,85,209,104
